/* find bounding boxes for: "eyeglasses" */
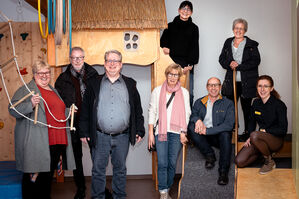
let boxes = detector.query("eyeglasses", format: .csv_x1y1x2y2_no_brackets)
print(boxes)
207,83,221,88
105,60,121,65
70,56,84,61
257,85,271,89
36,71,50,77
181,7,191,12
168,73,179,78
234,27,245,31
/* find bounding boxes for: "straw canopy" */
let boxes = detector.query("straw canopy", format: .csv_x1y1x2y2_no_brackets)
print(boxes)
71,0,168,30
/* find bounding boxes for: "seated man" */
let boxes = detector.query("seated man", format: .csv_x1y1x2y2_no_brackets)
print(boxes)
188,77,235,185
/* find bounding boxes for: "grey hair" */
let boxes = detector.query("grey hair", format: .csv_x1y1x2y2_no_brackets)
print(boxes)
104,50,122,62
70,46,85,57
232,18,248,32
32,60,50,74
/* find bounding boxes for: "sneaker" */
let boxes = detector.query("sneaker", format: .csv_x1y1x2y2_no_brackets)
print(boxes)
205,155,216,169
160,193,168,199
259,156,276,175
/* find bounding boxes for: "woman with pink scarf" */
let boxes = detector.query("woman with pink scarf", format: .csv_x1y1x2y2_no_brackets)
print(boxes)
148,63,191,199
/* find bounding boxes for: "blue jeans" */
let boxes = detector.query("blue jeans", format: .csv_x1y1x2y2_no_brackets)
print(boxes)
155,132,182,191
91,131,130,199
189,130,232,173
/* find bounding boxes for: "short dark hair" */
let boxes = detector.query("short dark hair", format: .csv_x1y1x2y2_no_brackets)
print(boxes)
179,1,193,12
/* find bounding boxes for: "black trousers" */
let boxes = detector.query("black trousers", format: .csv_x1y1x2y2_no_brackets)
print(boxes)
22,145,66,199
71,132,86,191
225,82,252,132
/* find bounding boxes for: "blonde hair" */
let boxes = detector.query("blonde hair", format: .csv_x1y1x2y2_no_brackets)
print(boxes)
164,63,183,79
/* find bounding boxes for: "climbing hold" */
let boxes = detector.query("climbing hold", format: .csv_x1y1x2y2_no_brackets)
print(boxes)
0,120,4,129
41,48,47,54
20,68,28,75
0,88,2,92
0,34,3,41
20,33,29,41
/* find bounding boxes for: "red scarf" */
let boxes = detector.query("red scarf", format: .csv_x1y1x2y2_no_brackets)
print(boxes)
158,81,187,141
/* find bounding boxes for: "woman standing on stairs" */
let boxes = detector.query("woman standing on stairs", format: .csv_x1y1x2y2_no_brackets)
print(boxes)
148,64,191,199
235,75,288,174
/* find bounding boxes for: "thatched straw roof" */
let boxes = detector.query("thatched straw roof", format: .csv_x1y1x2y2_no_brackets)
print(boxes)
72,0,167,30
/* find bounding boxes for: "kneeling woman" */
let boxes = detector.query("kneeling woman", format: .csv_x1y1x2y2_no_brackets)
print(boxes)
148,63,191,199
235,75,287,174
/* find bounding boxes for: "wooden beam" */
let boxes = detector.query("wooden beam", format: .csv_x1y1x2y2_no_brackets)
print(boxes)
25,0,48,17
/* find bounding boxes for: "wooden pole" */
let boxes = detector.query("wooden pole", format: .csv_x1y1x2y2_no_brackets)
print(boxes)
70,104,76,131
10,91,35,108
0,56,17,69
177,144,186,199
233,69,238,199
34,94,39,124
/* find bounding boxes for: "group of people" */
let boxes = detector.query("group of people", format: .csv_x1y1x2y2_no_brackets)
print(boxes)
9,1,288,199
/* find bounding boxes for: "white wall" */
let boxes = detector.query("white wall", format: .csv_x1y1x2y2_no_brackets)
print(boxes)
1,0,293,176
165,0,292,134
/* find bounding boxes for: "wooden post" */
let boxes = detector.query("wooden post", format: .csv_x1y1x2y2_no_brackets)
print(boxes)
34,94,39,124
233,69,238,199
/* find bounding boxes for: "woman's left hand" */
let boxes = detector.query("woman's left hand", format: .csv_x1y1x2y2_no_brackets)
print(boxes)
180,133,188,145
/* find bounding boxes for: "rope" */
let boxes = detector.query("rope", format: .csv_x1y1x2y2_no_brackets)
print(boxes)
0,13,73,128
63,0,66,34
38,0,48,39
52,0,56,33
69,0,72,53
0,69,71,129
48,0,52,34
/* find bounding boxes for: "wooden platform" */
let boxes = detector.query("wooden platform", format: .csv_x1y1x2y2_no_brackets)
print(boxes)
237,168,297,199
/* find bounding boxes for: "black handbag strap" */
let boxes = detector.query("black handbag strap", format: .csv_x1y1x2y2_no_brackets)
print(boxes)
154,92,176,128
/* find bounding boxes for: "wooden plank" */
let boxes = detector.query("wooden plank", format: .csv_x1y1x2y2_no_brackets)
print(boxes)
237,168,297,199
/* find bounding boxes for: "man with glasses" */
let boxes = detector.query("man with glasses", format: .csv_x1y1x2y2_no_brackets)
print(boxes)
188,77,235,185
160,0,199,106
79,50,145,199
55,47,99,199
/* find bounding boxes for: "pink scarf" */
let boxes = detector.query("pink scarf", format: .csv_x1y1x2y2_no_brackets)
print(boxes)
158,81,187,141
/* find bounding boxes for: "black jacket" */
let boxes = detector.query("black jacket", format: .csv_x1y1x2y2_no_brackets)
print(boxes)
219,36,261,98
55,63,98,129
79,74,145,147
160,15,199,69
248,95,288,137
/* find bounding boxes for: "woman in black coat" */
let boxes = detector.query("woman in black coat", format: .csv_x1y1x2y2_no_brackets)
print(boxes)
219,18,261,140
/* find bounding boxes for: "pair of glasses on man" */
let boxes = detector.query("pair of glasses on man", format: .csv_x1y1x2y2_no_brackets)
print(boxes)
105,60,121,64
70,56,84,61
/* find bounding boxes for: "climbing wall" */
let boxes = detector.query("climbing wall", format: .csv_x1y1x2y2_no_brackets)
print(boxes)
0,22,47,160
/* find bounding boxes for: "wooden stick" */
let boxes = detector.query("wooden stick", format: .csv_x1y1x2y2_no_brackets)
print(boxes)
233,69,238,199
34,94,39,124
70,104,75,131
177,144,186,199
0,56,17,69
10,91,35,108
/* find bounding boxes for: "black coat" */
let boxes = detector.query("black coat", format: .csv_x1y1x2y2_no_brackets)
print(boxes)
55,63,98,129
160,15,199,69
219,36,261,98
79,74,145,147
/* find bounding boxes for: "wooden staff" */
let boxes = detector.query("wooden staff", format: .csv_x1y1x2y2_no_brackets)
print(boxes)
177,144,186,199
0,56,17,69
233,69,238,199
34,94,39,124
70,104,76,131
10,91,35,108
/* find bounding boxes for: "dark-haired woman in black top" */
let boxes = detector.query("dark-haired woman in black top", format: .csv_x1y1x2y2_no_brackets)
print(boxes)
235,75,288,175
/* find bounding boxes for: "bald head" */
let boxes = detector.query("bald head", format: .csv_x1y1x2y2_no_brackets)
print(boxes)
206,77,221,86
206,77,222,99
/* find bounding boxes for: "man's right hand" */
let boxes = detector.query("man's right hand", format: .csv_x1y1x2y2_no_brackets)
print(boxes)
80,137,90,144
195,119,206,134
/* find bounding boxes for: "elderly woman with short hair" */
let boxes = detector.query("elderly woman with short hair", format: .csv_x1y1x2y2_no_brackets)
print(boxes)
219,18,261,141
9,60,75,199
148,63,191,199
